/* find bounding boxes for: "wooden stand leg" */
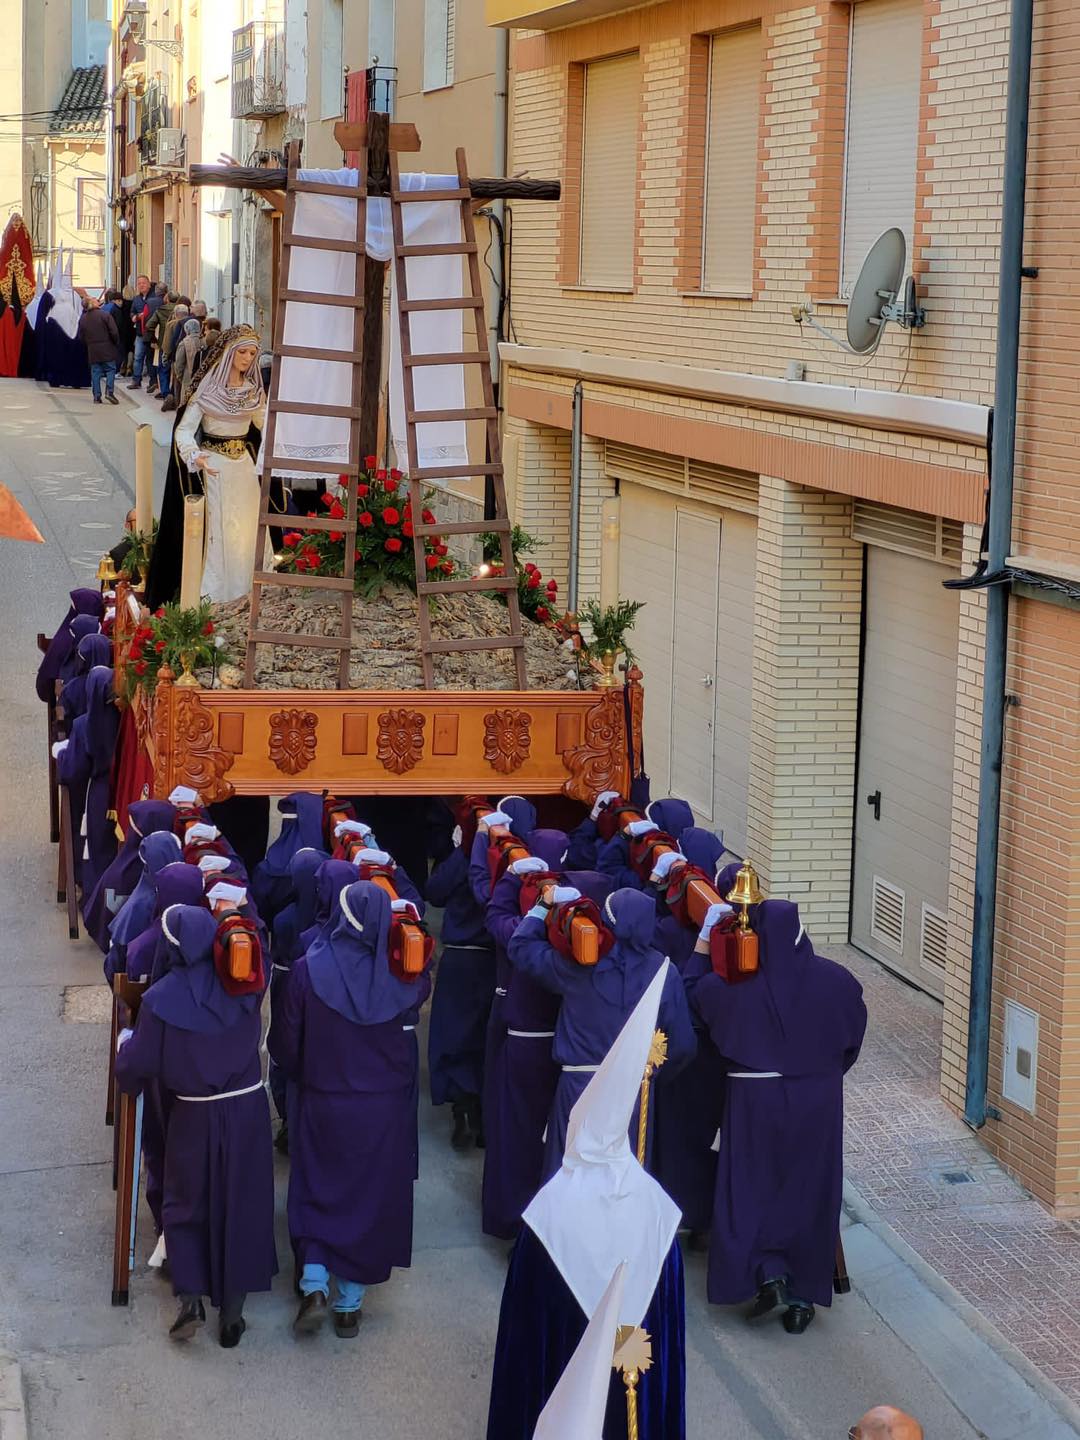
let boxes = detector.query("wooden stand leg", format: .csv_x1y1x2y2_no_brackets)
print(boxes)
112,1089,142,1305
106,995,117,1129
46,700,60,844
59,788,79,939
833,1234,852,1295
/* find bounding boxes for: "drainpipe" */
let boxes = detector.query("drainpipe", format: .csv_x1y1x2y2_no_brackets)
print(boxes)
490,27,509,378
963,0,1034,1131
568,379,583,612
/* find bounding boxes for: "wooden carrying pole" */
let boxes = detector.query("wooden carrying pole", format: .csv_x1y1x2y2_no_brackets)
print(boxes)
188,163,560,203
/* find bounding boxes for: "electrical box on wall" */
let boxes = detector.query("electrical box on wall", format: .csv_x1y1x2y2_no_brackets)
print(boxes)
1002,1000,1038,1113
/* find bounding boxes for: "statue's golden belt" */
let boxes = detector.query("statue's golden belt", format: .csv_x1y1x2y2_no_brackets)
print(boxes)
200,437,249,459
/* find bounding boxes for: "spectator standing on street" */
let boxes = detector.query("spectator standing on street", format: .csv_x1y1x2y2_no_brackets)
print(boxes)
126,274,158,390
116,285,136,374
172,317,204,408
158,300,190,412
143,284,174,396
77,297,120,405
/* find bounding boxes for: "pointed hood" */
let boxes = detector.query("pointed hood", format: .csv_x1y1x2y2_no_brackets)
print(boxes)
499,794,537,840
523,963,681,1327
677,826,726,881
306,880,416,1025
144,904,259,1033
533,1262,626,1440
645,797,694,839
527,828,569,872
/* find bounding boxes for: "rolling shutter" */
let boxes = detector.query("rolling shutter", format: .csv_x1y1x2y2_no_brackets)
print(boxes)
841,0,922,295
852,499,963,566
423,0,455,92
580,54,639,290
605,441,759,515
703,25,762,295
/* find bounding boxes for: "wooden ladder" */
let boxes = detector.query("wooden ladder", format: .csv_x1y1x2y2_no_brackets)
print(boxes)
244,142,369,689
389,146,527,691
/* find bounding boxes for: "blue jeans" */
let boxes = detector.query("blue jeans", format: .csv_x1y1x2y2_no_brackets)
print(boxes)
133,335,147,382
158,360,171,398
300,1263,365,1313
91,360,117,400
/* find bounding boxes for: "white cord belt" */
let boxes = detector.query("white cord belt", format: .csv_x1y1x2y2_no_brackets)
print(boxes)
727,1071,783,1079
562,1063,600,1073
443,943,493,952
175,1080,264,1103
402,1025,416,1032
507,1029,555,1039
271,963,291,974
494,987,508,997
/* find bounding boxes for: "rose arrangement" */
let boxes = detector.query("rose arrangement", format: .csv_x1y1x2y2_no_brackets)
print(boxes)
124,599,225,696
277,458,456,598
479,526,559,624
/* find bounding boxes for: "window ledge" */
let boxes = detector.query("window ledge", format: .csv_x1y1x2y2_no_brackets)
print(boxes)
561,285,635,296
679,290,753,302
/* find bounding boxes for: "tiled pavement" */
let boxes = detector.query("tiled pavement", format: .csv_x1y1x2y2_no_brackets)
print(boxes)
835,943,1080,1404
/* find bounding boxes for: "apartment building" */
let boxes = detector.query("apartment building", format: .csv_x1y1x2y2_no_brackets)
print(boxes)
482,0,1080,1211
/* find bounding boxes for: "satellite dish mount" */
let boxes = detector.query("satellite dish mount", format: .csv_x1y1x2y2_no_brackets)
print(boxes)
792,227,926,357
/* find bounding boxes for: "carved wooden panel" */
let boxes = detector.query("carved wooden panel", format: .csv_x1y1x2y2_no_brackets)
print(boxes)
152,672,236,804
377,708,426,775
432,713,460,756
268,708,318,776
561,689,627,805
217,712,245,754
484,707,532,775
555,711,583,754
342,713,369,755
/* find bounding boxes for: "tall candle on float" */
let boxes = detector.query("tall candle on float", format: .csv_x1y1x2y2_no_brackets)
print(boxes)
134,424,153,536
179,495,205,610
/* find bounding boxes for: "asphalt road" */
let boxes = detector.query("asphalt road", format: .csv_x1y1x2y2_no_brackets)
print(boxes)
0,378,994,1440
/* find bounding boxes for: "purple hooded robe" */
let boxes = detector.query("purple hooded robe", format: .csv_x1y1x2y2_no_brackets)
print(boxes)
36,588,104,703
83,798,178,951
425,840,496,1107
56,666,118,896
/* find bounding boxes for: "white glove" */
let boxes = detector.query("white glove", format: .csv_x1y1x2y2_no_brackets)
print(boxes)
697,902,733,943
185,822,220,843
479,809,512,832
391,899,419,921
451,824,463,848
335,819,374,841
197,854,231,874
116,1027,133,1052
626,819,659,838
169,785,199,806
650,851,684,884
208,882,247,908
551,886,582,905
51,739,69,759
355,847,392,867
105,607,116,622
590,789,620,822
510,856,547,876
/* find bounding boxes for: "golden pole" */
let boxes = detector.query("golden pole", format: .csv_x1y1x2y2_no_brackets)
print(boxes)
636,1028,668,1166
614,1325,652,1439
624,1372,640,1440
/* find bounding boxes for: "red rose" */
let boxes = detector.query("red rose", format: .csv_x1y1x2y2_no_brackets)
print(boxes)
527,574,541,590
524,562,536,574
329,530,344,543
402,520,414,538
382,481,398,496
390,468,402,481
134,661,147,675
354,548,362,562
536,605,550,621
321,492,335,508
155,639,166,652
440,559,453,574
154,607,165,619
308,552,322,569
329,502,345,521
338,473,350,485
425,554,440,571
283,531,300,548
359,512,373,528
422,509,435,525
376,468,387,481
546,579,558,593
202,621,214,635
382,506,400,526
490,564,504,576
306,511,317,519
364,454,378,469
357,483,369,498
435,543,448,557
385,537,403,553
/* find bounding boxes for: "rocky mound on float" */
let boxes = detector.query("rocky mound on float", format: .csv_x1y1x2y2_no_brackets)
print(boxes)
211,586,579,691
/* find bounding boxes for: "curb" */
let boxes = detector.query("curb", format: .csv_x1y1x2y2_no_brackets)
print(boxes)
0,1355,27,1440
844,1177,1080,1438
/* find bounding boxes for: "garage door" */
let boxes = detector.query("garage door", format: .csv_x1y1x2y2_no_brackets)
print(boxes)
618,482,756,855
851,545,960,997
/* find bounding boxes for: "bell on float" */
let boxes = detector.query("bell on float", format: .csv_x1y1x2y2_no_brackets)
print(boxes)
96,552,118,586
726,859,763,933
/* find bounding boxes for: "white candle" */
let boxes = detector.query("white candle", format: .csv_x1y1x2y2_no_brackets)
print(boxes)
135,424,154,536
179,494,205,610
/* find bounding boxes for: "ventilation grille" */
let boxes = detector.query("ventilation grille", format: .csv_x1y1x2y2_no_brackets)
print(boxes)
920,905,948,973
852,500,963,567
870,875,905,954
605,441,758,515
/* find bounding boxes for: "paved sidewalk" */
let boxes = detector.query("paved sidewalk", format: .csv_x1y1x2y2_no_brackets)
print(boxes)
836,943,1080,1410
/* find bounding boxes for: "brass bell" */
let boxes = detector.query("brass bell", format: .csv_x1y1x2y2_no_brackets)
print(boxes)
96,552,118,586
726,859,763,933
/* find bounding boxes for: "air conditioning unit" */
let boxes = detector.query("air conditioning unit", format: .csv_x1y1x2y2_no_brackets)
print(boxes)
156,128,184,166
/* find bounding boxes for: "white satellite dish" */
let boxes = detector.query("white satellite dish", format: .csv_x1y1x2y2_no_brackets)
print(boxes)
792,226,925,357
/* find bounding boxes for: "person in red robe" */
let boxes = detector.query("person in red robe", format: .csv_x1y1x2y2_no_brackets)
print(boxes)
0,214,35,377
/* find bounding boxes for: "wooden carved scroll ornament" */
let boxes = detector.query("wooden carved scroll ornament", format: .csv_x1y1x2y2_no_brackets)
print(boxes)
483,708,532,776
152,668,236,804
377,708,426,775
561,687,628,806
268,708,319,776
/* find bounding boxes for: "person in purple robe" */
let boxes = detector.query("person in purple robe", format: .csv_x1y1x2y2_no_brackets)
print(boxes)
509,886,696,1180
56,615,102,687
59,633,113,720
252,792,327,923
425,822,496,1150
55,666,119,897
35,587,104,703
692,899,867,1333
297,858,359,957
596,797,696,892
115,905,277,1347
562,789,623,870
104,830,184,982
268,845,328,1134
83,798,178,951
269,881,431,1338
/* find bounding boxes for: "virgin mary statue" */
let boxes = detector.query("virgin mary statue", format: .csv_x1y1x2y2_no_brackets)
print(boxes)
145,325,268,609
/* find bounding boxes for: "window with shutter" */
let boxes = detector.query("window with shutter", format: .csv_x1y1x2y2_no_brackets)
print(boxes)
840,0,922,296
702,25,761,296
320,0,344,120
579,53,639,291
424,0,456,92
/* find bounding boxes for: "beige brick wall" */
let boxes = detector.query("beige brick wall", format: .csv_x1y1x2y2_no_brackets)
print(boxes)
746,476,863,942
504,415,572,588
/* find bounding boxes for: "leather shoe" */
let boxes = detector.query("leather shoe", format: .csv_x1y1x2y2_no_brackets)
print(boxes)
126,379,142,390
782,1303,815,1335
106,393,119,405
275,1121,289,1155
161,396,177,412
219,1318,246,1349
293,1290,328,1334
450,1102,472,1151
169,1297,206,1341
333,1309,362,1338
746,1278,788,1324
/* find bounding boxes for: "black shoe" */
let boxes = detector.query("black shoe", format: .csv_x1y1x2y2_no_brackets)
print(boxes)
219,1318,246,1348
782,1303,815,1335
465,1095,484,1149
293,1290,328,1334
274,1121,289,1155
169,1297,206,1340
92,396,102,404
333,1309,362,1338
126,379,142,390
450,1102,472,1151
106,393,119,405
746,1279,788,1325
686,1228,710,1253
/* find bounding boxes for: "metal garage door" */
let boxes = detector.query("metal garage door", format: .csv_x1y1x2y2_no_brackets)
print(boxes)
851,544,960,997
618,482,756,855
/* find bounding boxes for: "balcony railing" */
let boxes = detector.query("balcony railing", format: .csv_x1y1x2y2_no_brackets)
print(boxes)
231,22,286,119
